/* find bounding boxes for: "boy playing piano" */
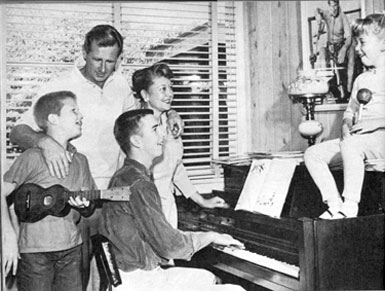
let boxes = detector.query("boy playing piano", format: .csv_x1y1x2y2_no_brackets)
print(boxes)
99,109,245,291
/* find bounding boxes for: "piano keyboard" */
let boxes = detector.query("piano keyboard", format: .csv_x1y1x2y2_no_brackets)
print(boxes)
212,245,300,278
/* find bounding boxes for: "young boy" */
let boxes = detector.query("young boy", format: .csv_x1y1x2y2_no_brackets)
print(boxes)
99,109,245,291
2,90,96,291
304,13,385,219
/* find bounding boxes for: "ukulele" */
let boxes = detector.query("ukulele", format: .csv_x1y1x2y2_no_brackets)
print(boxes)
11,183,131,223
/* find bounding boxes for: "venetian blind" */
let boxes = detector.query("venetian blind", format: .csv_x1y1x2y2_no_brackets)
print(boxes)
4,2,239,182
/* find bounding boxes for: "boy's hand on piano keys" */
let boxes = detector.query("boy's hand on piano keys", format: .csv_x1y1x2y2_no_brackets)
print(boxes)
203,196,230,209
190,192,230,209
212,233,245,250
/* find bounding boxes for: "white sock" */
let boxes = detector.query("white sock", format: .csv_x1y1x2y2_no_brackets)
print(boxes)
327,198,343,214
340,200,359,217
319,198,343,219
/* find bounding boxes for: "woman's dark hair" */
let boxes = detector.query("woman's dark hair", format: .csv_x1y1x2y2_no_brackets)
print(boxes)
131,63,173,102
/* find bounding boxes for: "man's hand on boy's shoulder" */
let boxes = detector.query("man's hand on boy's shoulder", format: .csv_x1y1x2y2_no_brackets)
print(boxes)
38,136,72,179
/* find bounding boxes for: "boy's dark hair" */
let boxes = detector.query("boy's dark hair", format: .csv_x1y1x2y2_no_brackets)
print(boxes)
114,109,154,155
83,24,124,56
33,91,76,133
131,63,174,102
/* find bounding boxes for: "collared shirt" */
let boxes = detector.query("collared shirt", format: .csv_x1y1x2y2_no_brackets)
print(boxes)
18,66,137,189
99,158,212,272
4,144,96,253
319,8,351,44
152,113,197,228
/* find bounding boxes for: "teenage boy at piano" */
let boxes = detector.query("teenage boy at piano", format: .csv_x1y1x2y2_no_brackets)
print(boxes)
99,109,246,291
304,13,385,219
2,90,96,291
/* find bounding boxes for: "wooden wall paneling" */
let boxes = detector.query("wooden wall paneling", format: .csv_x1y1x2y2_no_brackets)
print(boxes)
273,1,306,152
259,1,274,151
365,0,385,14
286,1,309,152
247,1,308,152
315,111,332,144
269,1,280,151
248,1,274,151
246,0,385,153
314,108,345,143
272,1,291,150
246,2,259,151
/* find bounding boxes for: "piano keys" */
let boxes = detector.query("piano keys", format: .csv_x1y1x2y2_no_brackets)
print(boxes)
178,202,384,291
177,163,385,291
211,245,300,279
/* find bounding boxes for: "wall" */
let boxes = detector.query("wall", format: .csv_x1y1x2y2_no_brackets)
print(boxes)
365,0,385,13
246,1,308,152
245,0,385,152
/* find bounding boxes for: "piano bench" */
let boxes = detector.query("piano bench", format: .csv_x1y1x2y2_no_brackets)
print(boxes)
91,234,122,291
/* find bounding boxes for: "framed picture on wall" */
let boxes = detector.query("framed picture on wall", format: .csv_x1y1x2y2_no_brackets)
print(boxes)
300,0,364,103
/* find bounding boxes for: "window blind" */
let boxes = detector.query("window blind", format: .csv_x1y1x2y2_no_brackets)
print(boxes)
4,2,239,182
5,2,115,171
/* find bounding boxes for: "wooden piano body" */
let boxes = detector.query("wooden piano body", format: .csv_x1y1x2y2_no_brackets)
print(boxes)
177,164,385,291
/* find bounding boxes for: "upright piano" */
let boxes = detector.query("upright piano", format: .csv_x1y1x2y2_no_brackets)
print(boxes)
177,164,385,291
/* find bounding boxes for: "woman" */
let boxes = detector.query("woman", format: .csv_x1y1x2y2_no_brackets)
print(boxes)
132,63,228,228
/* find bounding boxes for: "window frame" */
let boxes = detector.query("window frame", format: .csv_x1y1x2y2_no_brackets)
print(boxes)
1,1,248,192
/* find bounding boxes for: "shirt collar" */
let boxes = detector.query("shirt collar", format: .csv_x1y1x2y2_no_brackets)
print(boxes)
73,65,117,87
124,158,152,178
67,143,77,157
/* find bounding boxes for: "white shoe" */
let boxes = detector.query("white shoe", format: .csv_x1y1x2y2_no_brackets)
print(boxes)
335,202,359,218
319,208,338,219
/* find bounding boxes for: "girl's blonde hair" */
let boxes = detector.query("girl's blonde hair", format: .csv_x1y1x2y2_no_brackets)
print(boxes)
352,13,385,39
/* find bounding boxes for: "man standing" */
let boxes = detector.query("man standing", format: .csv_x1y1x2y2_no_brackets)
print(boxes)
100,109,245,291
10,24,182,189
313,0,353,99
9,24,182,290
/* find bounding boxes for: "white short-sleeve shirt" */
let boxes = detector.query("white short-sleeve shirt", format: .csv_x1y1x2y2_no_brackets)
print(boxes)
18,66,136,188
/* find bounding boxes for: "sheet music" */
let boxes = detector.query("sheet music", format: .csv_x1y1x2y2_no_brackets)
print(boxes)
235,158,297,217
235,159,271,212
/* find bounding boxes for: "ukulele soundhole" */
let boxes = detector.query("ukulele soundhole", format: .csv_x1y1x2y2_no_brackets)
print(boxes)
43,195,53,207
